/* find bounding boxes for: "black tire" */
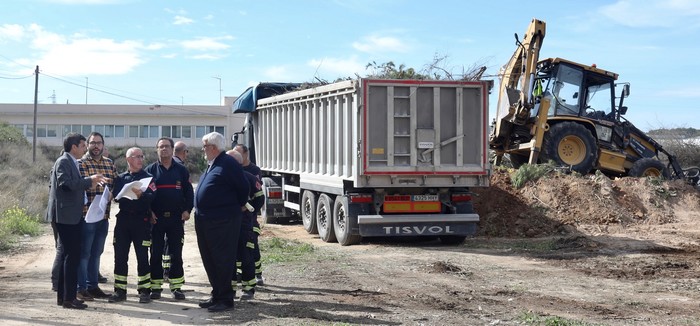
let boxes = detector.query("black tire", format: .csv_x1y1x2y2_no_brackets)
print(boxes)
261,177,278,225
301,190,318,234
629,158,670,179
333,196,361,246
541,122,598,174
316,194,336,243
508,153,529,169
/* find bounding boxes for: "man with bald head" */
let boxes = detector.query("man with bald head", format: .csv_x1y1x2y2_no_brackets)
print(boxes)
173,141,188,165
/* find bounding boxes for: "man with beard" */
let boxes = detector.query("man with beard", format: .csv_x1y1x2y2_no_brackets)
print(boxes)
77,132,117,301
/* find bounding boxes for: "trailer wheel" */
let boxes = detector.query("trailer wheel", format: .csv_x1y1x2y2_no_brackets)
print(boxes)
333,196,361,246
316,194,336,243
629,158,670,179
301,190,318,234
261,177,278,225
541,122,598,174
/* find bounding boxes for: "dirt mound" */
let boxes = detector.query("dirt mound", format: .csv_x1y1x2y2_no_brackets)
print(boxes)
472,169,700,238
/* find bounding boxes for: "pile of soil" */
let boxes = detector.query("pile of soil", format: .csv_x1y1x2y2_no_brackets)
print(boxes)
472,169,700,238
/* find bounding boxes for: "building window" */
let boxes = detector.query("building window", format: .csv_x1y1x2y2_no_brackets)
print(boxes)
82,125,91,136
182,126,192,138
149,126,159,138
195,125,225,139
129,125,139,138
115,125,125,138
47,125,58,138
37,125,47,137
195,126,206,138
104,125,114,138
139,125,148,138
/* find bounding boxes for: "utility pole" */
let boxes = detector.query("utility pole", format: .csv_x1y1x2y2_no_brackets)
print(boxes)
212,76,222,105
32,65,39,163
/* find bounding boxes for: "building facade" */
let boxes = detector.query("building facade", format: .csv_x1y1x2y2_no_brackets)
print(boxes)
0,97,244,148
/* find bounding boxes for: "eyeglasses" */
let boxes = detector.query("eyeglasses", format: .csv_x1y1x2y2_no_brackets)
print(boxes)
129,155,145,159
202,144,214,150
88,141,104,146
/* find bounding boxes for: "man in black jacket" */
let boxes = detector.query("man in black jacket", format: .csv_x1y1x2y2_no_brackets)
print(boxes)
145,138,194,300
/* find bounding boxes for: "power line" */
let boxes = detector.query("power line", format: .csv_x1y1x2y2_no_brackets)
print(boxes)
0,74,33,79
40,72,226,116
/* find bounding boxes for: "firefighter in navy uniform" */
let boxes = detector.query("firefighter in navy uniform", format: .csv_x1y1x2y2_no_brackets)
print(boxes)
145,138,194,300
108,147,156,304
233,144,265,285
227,150,265,300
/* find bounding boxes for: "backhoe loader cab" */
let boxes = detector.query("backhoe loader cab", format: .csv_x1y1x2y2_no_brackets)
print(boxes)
490,19,700,186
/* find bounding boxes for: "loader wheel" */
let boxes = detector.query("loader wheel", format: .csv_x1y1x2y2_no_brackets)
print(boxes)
541,122,598,174
316,194,336,243
629,158,670,179
301,190,318,234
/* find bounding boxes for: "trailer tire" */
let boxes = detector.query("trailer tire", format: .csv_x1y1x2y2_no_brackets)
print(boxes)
333,196,361,246
541,122,598,174
629,158,670,179
316,194,336,243
301,190,318,234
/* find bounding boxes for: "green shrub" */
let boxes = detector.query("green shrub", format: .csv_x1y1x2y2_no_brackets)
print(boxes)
0,206,42,236
511,162,556,188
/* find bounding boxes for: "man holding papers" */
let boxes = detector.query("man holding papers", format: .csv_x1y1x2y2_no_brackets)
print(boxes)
108,147,157,303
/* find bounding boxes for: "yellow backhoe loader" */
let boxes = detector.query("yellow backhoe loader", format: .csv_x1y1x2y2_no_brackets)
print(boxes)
489,18,699,186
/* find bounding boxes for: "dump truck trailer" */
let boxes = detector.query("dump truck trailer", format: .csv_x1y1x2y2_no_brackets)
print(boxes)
232,78,491,245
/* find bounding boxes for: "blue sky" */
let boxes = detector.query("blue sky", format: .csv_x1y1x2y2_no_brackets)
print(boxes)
1,0,699,131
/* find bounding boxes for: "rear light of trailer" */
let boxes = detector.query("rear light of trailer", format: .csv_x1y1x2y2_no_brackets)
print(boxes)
384,195,411,201
451,194,472,202
350,194,373,203
268,190,282,199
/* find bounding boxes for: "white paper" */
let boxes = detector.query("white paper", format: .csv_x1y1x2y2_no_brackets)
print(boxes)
115,177,152,200
85,185,110,223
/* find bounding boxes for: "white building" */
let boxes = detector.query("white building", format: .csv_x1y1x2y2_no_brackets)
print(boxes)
0,97,245,147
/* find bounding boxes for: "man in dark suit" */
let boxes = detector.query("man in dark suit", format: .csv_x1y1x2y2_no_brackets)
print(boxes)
195,132,249,312
47,133,107,309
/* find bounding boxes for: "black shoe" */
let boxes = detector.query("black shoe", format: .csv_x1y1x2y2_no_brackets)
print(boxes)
57,298,84,305
88,287,110,299
150,291,162,300
63,299,88,309
198,298,216,308
207,302,233,312
172,289,186,300
240,290,254,301
98,273,108,284
138,292,151,303
108,290,127,303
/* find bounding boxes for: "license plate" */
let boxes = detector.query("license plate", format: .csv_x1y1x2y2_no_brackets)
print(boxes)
413,195,438,201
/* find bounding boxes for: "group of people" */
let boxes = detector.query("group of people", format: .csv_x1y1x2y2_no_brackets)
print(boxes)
47,131,264,313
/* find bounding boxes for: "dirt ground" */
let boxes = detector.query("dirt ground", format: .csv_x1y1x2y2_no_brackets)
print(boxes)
1,170,700,325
